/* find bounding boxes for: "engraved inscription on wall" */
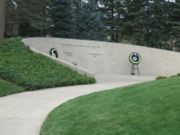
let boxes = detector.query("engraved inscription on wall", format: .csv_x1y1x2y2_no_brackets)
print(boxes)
61,43,101,49
61,43,104,57
64,52,73,57
89,53,103,57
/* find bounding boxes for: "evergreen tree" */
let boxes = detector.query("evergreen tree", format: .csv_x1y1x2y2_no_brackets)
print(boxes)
3,0,179,50
6,0,52,37
0,0,5,42
77,0,106,40
73,0,83,38
99,0,119,42
168,0,180,49
99,0,175,49
50,0,76,38
124,0,170,48
145,0,170,48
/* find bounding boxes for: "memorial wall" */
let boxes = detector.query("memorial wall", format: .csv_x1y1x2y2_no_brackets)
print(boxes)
23,38,180,76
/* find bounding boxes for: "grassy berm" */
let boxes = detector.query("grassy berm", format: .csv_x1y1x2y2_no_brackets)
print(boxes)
0,38,95,94
41,76,180,135
0,79,24,97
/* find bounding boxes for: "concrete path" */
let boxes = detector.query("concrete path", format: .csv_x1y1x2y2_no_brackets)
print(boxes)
0,76,155,135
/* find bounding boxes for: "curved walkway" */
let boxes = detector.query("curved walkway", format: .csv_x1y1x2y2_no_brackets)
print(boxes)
0,76,154,135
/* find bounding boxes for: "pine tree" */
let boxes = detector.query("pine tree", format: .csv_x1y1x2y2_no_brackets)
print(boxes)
147,0,171,48
168,0,180,49
77,0,106,40
73,0,83,38
126,0,170,48
50,0,76,38
99,0,174,48
0,0,5,43
99,0,119,42
6,0,52,37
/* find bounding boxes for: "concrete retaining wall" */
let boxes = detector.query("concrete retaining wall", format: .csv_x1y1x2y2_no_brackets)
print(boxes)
23,38,180,76
30,48,95,77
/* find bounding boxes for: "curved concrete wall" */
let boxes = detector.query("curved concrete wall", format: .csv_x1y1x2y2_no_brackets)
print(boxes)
23,38,180,76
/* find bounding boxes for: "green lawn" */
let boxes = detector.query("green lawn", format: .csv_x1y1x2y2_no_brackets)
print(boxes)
0,38,95,91
0,79,24,97
41,76,180,135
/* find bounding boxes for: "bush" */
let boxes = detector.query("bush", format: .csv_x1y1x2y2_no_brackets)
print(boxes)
0,38,95,90
170,75,177,78
156,76,167,80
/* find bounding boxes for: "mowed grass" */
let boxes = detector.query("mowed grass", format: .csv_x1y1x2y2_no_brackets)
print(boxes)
41,76,180,135
0,38,95,91
0,79,24,97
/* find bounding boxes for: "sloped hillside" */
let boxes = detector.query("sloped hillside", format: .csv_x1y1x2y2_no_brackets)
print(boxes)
0,79,24,97
0,38,95,91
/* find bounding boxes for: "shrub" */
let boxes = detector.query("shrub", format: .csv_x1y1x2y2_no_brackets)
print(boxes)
156,76,167,80
170,75,177,78
0,38,95,90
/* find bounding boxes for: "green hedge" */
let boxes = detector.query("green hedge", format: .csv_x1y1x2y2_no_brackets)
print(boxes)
0,38,95,90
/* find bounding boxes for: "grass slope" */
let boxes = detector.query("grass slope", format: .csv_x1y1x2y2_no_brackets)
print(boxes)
0,38,95,91
0,79,24,97
41,76,180,135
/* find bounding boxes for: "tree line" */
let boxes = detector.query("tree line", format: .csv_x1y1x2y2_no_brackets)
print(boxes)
2,0,180,49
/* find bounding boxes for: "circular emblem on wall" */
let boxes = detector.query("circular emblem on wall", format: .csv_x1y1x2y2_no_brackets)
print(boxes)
129,52,141,64
49,48,59,58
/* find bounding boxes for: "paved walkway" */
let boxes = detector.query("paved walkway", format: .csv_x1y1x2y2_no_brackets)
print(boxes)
0,76,155,135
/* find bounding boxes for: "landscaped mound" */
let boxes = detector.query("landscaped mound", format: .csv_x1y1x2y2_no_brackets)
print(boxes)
0,38,95,91
41,76,180,135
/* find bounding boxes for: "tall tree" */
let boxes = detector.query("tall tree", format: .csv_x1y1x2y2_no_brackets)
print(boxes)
167,0,180,49
50,0,76,38
112,0,172,48
73,0,83,38
0,0,5,43
6,0,52,37
98,0,176,49
99,0,118,42
77,0,106,40
142,0,170,48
